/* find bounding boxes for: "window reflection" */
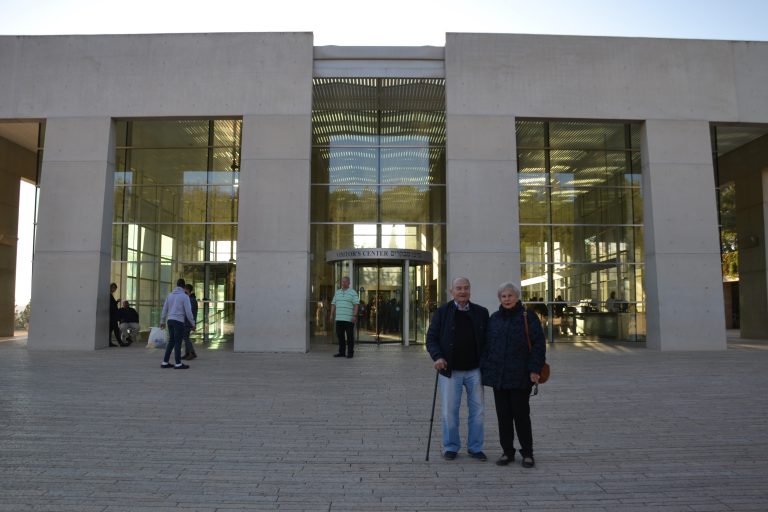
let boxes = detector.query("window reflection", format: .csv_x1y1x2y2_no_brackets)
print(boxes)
517,120,645,342
112,119,241,343
310,78,447,342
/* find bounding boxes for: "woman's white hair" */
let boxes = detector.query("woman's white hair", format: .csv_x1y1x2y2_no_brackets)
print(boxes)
497,281,521,299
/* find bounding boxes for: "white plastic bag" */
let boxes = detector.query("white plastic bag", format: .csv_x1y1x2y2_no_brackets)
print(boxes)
146,326,168,349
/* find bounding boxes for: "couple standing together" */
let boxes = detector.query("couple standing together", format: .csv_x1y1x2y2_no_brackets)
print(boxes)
427,277,547,468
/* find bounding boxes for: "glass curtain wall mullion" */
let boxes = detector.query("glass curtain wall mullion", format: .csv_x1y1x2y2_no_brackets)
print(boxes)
544,121,555,341
203,120,214,318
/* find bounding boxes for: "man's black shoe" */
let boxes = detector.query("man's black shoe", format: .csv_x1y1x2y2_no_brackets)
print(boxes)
442,451,457,460
468,450,487,461
521,456,535,468
346,353,354,358
333,353,346,358
181,354,190,360
174,364,190,369
188,352,197,360
495,453,514,466
161,363,173,368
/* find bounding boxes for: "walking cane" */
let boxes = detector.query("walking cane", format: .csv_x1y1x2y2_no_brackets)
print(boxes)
426,369,439,461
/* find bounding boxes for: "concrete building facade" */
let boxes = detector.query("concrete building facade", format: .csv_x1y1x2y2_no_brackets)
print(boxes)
1,32,766,351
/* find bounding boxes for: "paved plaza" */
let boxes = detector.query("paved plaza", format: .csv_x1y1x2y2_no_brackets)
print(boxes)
1,335,767,511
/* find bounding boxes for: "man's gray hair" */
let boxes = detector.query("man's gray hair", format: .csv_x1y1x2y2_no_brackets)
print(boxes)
497,281,521,299
451,276,471,289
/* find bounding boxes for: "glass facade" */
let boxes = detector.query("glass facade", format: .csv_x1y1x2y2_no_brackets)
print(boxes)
310,78,446,343
517,120,645,341
112,119,241,344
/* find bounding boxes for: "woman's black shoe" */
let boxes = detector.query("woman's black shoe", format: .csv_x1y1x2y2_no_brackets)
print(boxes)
495,453,514,466
522,456,535,468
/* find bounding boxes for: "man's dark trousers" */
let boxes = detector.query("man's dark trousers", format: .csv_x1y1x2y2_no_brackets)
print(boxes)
163,319,185,365
336,320,355,356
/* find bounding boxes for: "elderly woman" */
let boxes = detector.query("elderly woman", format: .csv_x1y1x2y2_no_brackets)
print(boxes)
481,282,546,468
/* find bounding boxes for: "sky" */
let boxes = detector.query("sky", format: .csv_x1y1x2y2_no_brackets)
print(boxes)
1,0,768,45
7,0,768,308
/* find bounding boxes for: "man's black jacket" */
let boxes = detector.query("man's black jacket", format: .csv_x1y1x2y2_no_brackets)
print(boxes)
426,300,489,377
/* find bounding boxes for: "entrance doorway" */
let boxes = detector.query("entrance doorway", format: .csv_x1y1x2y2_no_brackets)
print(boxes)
324,248,434,346
355,265,403,343
353,262,431,345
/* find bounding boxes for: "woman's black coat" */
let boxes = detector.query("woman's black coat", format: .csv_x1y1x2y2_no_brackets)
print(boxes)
481,302,546,390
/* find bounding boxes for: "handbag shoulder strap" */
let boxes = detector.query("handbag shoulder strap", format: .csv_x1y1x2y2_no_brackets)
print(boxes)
523,310,532,352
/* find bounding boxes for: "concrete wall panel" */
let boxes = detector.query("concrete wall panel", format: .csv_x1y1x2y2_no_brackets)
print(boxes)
642,120,716,166
1,33,314,118
446,159,519,252
28,250,110,349
645,253,726,350
240,115,312,161
233,251,309,352
0,173,20,336
237,158,310,253
444,113,520,317
41,117,115,164
642,120,725,350
445,115,517,161
733,42,768,122
446,33,742,121
28,117,114,350
33,160,114,253
642,163,721,254
234,113,311,351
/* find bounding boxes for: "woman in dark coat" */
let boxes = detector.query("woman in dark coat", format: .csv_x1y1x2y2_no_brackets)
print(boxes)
481,282,546,468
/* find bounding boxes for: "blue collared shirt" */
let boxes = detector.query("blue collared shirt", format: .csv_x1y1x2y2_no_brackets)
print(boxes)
454,300,470,312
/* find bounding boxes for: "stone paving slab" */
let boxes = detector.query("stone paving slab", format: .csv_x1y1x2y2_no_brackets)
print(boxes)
0,337,767,511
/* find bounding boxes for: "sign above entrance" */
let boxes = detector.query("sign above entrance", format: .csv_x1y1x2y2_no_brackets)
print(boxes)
326,248,432,263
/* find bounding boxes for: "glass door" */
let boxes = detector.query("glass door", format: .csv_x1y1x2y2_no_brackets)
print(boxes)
355,264,403,344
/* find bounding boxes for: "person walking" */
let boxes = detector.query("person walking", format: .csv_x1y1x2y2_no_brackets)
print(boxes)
159,278,196,369
330,276,359,358
426,277,489,461
481,282,546,468
181,283,198,360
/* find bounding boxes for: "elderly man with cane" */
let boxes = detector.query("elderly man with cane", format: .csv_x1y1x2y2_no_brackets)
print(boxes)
426,277,489,461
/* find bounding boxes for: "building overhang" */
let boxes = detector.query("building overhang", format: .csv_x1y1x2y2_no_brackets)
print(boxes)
313,46,444,78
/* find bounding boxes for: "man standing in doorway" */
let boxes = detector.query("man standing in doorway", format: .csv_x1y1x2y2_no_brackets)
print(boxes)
426,277,489,461
330,276,359,359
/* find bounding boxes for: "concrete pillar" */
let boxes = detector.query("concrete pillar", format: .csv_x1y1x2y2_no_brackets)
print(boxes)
234,115,311,352
0,169,20,336
0,135,37,337
28,117,115,350
716,135,768,338
641,120,726,350
739,168,768,337
445,115,520,309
